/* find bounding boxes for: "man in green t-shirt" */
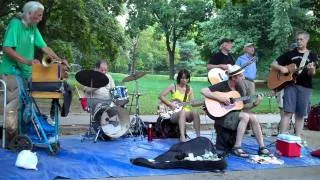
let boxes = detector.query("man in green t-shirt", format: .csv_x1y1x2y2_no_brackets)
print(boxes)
0,1,68,144
0,1,66,79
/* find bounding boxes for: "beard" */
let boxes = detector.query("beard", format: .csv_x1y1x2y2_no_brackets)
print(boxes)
235,80,247,96
24,15,38,25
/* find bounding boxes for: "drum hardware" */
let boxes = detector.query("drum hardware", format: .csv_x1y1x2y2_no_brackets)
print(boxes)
75,70,109,142
110,86,129,106
125,73,147,138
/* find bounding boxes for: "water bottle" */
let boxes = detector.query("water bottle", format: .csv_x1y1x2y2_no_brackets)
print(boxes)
148,123,153,142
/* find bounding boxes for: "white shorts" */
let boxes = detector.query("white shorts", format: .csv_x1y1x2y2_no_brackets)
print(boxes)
276,89,284,108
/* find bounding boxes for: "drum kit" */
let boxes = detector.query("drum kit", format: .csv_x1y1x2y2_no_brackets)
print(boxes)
75,70,146,142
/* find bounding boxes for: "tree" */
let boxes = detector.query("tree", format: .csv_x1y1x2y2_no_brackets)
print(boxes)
198,0,315,78
0,0,126,68
135,27,168,73
44,0,126,68
126,0,211,79
268,0,294,58
300,0,320,54
176,39,204,75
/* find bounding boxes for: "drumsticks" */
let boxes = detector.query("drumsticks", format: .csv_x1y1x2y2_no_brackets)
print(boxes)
75,85,83,98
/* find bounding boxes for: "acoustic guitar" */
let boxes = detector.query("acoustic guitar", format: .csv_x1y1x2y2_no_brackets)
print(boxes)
267,63,308,91
157,99,203,119
204,91,273,118
207,56,257,85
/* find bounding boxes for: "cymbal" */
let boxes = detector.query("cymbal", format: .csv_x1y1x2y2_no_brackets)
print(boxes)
75,70,109,88
122,72,146,82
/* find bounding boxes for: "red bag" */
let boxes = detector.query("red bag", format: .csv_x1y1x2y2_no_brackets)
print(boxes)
307,105,320,131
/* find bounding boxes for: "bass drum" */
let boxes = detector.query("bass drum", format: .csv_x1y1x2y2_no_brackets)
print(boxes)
92,105,130,139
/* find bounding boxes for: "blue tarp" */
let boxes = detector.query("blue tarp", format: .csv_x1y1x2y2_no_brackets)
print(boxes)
1,131,320,180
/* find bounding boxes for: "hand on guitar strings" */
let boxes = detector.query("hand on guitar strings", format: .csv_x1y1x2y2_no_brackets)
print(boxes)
279,66,290,74
307,62,316,75
169,101,180,110
218,96,231,106
254,94,263,106
220,64,230,70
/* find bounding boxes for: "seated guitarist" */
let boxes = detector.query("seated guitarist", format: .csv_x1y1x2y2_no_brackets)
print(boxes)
270,31,319,138
201,65,271,157
159,69,201,142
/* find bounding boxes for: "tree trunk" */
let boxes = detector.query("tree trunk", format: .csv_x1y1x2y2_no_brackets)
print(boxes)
168,51,175,80
129,37,139,74
165,32,176,80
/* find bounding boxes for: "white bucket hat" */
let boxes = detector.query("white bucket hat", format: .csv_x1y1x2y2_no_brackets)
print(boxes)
227,65,244,77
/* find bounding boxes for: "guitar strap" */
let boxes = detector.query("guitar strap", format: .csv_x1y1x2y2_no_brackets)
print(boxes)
183,85,189,102
298,50,310,74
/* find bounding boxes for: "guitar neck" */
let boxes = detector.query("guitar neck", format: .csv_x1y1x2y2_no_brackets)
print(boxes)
232,92,273,102
241,56,257,70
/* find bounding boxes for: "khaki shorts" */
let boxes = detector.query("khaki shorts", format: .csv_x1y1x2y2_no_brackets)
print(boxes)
283,85,312,117
214,111,241,131
0,75,19,135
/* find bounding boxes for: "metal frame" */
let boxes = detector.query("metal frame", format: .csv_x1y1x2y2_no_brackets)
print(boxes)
16,76,60,153
0,79,7,148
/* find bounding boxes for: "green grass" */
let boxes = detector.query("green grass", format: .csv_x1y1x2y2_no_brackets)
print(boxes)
72,73,320,115
110,73,209,115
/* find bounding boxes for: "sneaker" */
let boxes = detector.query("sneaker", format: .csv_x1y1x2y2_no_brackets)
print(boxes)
301,139,308,147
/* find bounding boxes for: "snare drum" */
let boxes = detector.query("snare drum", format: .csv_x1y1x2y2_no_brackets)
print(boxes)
110,86,129,106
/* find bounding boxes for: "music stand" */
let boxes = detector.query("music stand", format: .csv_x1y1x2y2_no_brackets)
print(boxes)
75,70,109,142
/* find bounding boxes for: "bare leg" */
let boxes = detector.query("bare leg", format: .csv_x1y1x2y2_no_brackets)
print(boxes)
280,112,293,134
191,111,201,137
178,110,187,142
249,114,265,147
234,112,250,147
295,115,304,137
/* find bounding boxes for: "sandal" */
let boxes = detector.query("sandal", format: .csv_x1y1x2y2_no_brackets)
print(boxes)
258,147,273,156
232,147,249,158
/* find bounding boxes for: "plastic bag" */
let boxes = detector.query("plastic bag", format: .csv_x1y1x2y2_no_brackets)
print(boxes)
15,150,38,170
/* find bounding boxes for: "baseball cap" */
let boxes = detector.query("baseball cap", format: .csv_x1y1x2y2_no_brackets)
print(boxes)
244,43,254,48
219,38,234,46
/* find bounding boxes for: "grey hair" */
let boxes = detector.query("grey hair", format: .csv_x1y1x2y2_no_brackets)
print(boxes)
296,31,310,40
22,1,44,17
94,60,107,70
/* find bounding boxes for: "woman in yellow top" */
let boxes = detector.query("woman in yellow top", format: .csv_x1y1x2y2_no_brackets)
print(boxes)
159,69,201,142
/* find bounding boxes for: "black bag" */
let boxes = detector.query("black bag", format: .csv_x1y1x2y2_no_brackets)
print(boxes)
131,137,227,171
307,105,320,131
155,117,180,138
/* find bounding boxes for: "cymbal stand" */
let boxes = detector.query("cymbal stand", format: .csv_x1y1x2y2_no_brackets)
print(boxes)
81,78,100,142
128,79,145,138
